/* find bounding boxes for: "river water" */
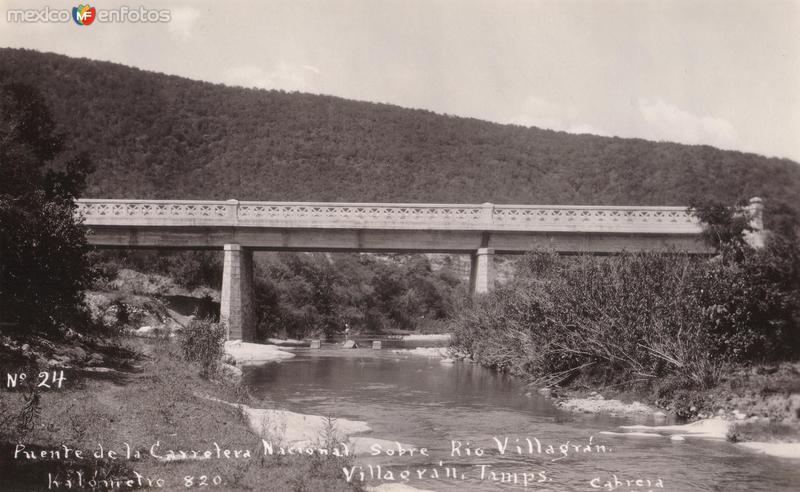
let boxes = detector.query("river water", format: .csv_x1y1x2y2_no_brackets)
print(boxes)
244,347,800,491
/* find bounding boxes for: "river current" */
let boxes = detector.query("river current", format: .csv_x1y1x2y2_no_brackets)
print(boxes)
244,347,800,491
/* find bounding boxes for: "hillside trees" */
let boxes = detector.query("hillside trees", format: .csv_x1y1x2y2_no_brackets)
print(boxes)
0,82,94,333
1,48,798,212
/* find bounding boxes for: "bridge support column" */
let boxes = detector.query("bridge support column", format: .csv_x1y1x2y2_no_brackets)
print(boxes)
469,247,495,295
744,197,766,249
220,244,255,341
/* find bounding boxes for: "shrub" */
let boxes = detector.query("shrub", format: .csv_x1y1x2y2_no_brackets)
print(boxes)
178,318,226,378
690,199,800,360
691,240,800,360
451,245,799,393
93,262,120,288
668,389,706,419
452,252,713,384
689,198,752,263
168,251,222,289
451,232,800,420
726,420,797,443
0,363,42,441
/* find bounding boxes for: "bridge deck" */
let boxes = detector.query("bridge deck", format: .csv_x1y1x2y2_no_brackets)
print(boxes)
78,199,702,233
76,199,709,254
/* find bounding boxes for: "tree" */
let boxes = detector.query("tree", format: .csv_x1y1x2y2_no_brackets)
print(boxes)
689,198,753,264
0,82,94,333
690,198,800,360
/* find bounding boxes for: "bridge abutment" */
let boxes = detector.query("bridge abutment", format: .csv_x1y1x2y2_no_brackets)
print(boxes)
220,244,255,341
469,247,495,295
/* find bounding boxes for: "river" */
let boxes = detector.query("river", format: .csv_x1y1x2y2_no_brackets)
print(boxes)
243,346,800,491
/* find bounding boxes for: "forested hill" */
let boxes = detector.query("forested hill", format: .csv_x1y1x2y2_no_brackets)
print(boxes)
2,48,799,215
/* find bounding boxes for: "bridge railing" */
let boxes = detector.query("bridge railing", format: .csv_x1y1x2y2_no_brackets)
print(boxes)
76,199,704,234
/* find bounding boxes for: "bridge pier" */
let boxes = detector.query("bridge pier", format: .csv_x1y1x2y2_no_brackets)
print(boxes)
744,197,766,249
220,244,255,341
469,247,495,295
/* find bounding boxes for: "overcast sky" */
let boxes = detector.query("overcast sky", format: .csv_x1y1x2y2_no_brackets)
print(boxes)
1,0,798,162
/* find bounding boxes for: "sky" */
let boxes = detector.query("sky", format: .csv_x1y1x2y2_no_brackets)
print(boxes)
1,0,798,162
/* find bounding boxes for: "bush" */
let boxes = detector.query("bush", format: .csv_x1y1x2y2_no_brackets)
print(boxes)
88,250,222,290
0,376,42,441
689,200,800,360
451,245,800,392
453,253,709,381
87,252,120,288
168,251,222,289
178,318,226,378
692,247,800,360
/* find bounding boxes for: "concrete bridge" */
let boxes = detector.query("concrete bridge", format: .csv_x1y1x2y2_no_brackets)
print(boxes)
77,198,765,340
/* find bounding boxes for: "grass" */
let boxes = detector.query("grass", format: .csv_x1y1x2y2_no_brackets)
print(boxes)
0,335,361,491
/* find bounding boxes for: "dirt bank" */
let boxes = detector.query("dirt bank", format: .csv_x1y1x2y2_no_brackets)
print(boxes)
0,335,360,491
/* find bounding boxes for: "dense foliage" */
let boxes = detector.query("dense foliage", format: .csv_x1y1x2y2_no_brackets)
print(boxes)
689,198,754,262
0,49,798,221
92,250,223,290
694,238,800,361
178,318,226,378
688,201,800,360
0,82,94,332
95,250,464,339
452,253,717,383
253,253,463,339
451,228,800,406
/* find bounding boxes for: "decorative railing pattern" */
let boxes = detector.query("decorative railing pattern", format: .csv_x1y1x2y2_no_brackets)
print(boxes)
491,205,700,232
76,199,703,234
237,203,485,222
77,201,231,219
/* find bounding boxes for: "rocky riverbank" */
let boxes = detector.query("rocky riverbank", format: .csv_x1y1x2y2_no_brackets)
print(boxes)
542,370,800,460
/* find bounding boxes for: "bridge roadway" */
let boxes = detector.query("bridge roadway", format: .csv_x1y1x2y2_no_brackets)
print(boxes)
76,198,764,340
